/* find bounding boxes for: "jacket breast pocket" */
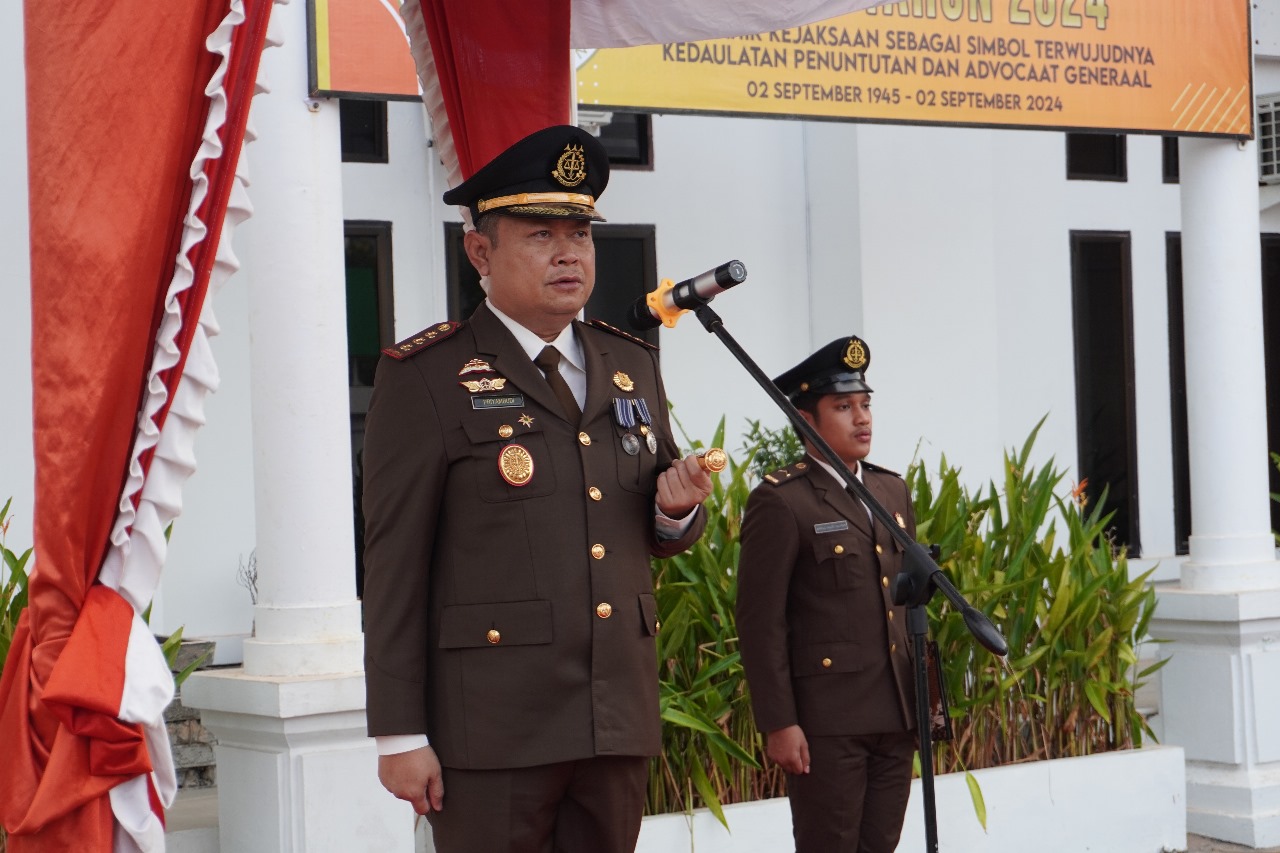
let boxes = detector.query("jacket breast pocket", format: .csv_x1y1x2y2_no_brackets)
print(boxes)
810,533,862,590
460,418,557,502
438,600,553,649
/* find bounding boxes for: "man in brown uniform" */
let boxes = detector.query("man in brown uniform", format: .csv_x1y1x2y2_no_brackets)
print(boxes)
361,125,712,853
736,335,917,853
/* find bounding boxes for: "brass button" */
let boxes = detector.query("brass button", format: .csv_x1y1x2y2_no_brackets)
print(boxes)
498,425,514,438
796,462,807,469
578,432,592,446
588,486,603,501
833,544,845,555
875,544,883,555
486,629,501,644
591,544,606,560
888,610,894,621
882,576,889,588
596,602,613,619
655,620,661,632
821,657,833,668
890,643,897,653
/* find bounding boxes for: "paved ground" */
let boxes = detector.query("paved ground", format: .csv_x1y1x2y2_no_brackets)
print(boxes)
1187,834,1280,852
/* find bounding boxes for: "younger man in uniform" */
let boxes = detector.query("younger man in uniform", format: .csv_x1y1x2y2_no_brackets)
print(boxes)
736,335,917,853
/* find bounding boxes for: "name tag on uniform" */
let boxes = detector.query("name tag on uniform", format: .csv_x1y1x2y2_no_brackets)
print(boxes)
814,520,850,534
472,394,525,410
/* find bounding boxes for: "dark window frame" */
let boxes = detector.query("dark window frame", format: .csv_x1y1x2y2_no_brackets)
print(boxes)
1066,133,1128,182
345,220,396,350
598,113,654,171
1165,233,1191,555
339,98,389,164
1161,136,1180,184
1070,230,1141,555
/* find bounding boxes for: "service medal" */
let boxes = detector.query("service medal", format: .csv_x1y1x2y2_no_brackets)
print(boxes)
621,433,641,456
645,431,658,455
498,444,534,486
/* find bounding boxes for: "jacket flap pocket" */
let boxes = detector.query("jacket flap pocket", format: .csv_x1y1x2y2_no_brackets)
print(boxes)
439,600,553,649
810,533,859,563
461,416,542,445
791,642,865,677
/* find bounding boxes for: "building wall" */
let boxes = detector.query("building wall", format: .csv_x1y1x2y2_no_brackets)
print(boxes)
0,0,33,553
8,48,1273,651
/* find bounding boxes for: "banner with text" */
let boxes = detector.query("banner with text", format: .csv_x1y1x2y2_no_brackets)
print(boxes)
574,0,1253,137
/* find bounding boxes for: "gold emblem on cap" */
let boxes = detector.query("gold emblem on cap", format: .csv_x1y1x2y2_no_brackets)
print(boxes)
498,444,534,486
895,511,906,528
461,377,508,393
843,339,868,370
612,371,635,392
459,358,493,375
552,142,587,187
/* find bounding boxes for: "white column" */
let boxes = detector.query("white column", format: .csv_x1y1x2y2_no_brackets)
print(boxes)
1151,135,1280,849
181,1,412,850
1178,137,1278,592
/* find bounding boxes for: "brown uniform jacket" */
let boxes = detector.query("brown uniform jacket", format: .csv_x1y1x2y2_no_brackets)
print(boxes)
736,456,917,737
361,303,705,770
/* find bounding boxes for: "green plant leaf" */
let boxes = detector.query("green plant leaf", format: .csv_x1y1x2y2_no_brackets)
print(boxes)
965,770,988,831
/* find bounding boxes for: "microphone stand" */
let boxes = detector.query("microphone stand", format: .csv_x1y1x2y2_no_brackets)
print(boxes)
688,303,1008,853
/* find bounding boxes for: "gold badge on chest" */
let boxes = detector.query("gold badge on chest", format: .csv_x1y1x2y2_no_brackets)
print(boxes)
612,371,635,392
498,444,534,487
461,376,508,393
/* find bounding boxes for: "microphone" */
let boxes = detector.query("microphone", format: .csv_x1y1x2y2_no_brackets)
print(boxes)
627,260,748,330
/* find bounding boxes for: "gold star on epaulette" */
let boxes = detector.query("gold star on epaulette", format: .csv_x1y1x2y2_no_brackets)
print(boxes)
383,322,464,360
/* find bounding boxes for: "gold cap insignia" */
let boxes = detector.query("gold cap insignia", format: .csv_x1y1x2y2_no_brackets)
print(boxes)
461,377,508,393
843,339,868,370
612,371,635,392
459,358,493,375
498,443,534,486
552,143,587,187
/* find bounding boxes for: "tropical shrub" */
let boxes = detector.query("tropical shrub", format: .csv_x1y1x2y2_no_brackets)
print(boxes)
1,498,31,687
1271,451,1279,545
648,417,1163,820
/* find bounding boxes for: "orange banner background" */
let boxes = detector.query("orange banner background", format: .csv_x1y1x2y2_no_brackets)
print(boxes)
311,0,419,98
574,0,1253,137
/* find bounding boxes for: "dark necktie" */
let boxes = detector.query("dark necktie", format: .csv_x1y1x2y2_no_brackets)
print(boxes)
534,345,582,422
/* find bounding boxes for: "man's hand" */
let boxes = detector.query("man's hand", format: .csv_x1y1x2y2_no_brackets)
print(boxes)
378,745,444,814
766,725,811,776
656,455,714,519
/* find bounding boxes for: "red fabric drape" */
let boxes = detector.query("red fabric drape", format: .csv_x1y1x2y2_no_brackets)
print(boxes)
0,1,270,847
418,0,571,179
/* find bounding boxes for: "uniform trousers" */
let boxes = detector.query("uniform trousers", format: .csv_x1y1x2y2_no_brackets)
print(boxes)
787,730,916,853
425,755,648,853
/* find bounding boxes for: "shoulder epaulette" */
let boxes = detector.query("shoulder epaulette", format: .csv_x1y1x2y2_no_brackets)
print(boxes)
587,319,658,351
861,460,903,479
762,459,811,486
382,322,464,360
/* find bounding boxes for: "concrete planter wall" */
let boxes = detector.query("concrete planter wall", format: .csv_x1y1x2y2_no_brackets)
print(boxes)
171,744,1186,852
636,745,1187,853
